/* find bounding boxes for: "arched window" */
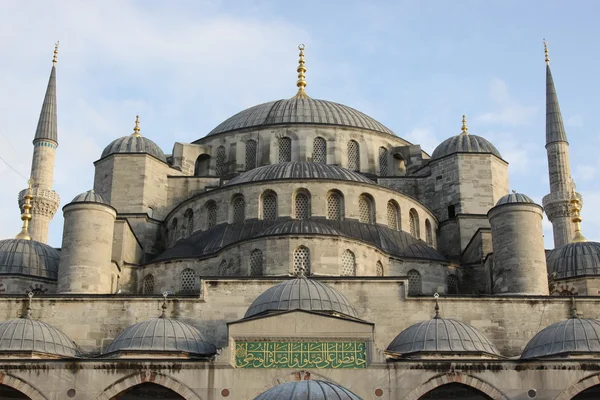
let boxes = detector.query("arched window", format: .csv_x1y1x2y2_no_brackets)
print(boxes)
313,137,326,163
219,259,229,276
261,191,278,221
425,219,433,246
358,194,374,224
194,154,210,176
180,268,197,293
170,218,178,245
184,209,194,238
341,250,356,276
407,269,421,296
294,191,311,219
206,201,217,229
448,204,456,219
326,191,343,220
409,208,420,238
379,147,389,176
376,261,384,277
347,140,360,171
232,195,246,224
250,249,263,276
245,139,257,170
279,137,292,163
215,146,226,176
387,200,400,230
448,274,459,294
142,274,154,294
293,246,310,275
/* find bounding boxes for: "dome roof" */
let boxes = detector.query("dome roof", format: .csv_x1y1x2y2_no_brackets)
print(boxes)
101,135,167,162
386,318,501,358
253,380,362,400
495,192,536,206
258,220,346,237
431,133,501,160
226,162,373,186
521,318,600,359
104,317,216,356
244,277,359,320
205,98,395,137
547,241,600,279
0,318,79,358
70,189,108,205
0,239,59,279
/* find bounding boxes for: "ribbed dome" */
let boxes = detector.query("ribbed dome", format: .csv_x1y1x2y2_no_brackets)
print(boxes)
495,192,536,206
101,135,167,162
0,239,59,279
0,318,79,358
547,241,600,279
205,98,395,137
244,278,359,319
226,162,373,186
258,220,346,238
521,318,600,359
104,317,216,356
386,318,501,357
431,133,501,160
253,380,362,400
70,189,108,205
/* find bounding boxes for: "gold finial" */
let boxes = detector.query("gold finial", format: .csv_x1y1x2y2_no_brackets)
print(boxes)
461,115,469,135
569,178,587,243
15,179,34,240
433,293,440,319
52,41,59,66
132,115,141,137
543,39,550,65
293,44,309,99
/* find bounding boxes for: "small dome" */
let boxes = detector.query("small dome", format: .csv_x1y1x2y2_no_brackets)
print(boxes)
253,380,362,400
258,220,346,238
495,192,536,206
244,277,359,319
0,239,59,279
226,162,373,186
547,241,600,279
104,317,216,356
101,135,167,162
70,189,108,205
431,133,501,160
386,318,501,358
0,318,79,358
521,318,600,359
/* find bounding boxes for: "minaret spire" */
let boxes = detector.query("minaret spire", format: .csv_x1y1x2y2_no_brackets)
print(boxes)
293,44,309,99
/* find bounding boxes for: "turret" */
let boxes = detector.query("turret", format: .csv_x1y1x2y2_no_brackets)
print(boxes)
488,192,548,295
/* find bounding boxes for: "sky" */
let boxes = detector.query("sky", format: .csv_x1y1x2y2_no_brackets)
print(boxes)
0,0,598,248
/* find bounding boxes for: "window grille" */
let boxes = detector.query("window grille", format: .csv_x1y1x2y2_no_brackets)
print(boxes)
279,137,292,163
295,192,310,219
245,140,257,170
250,250,263,276
387,201,399,230
407,270,421,295
219,259,229,276
206,201,217,229
347,140,360,171
359,195,373,224
185,209,194,238
379,147,388,176
409,209,420,238
180,269,197,293
341,250,356,276
262,192,277,220
425,219,433,246
293,247,310,275
142,275,154,294
448,275,459,294
376,261,384,277
327,193,342,220
216,146,226,176
313,137,326,163
232,196,246,224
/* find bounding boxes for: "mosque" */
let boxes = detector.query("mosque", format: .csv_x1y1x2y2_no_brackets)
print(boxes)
0,41,599,399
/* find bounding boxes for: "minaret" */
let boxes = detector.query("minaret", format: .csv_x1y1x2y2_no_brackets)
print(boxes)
18,43,61,243
541,40,580,248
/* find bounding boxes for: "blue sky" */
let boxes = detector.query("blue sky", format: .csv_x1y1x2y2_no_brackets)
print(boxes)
0,0,598,248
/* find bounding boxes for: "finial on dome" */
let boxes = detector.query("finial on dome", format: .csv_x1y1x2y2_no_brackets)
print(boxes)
461,115,469,135
293,44,309,99
569,297,578,319
52,41,59,66
569,178,587,243
24,292,34,319
160,291,168,318
512,189,517,194
543,39,550,65
15,179,34,240
297,266,306,278
433,293,440,319
132,115,141,137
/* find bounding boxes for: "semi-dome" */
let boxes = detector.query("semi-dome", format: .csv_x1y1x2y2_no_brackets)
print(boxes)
431,116,501,160
386,318,501,358
547,241,600,279
521,317,600,359
0,239,59,279
70,189,108,205
257,220,346,238
104,317,216,357
226,161,373,186
495,192,536,206
244,277,359,319
253,380,362,400
0,317,79,358
204,98,395,138
101,135,167,162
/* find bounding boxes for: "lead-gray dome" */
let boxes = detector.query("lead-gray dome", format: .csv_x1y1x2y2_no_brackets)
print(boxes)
205,98,395,137
386,318,501,358
244,277,359,319
101,135,167,162
521,318,600,359
547,241,600,279
254,380,362,400
226,162,373,186
70,189,108,205
104,317,216,356
0,239,59,279
495,192,536,206
431,132,501,160
0,318,79,358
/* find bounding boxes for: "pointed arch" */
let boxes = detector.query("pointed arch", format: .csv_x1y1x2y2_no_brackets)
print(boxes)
205,200,217,229
231,194,246,224
403,373,507,400
194,154,210,176
313,136,327,163
341,250,356,276
250,249,264,276
293,246,311,275
294,189,311,219
407,269,421,296
358,194,375,224
376,261,384,276
326,190,344,220
387,200,400,230
379,146,389,176
425,218,433,246
91,372,202,400
409,208,420,238
261,190,278,221
279,136,292,163
184,208,194,238
347,140,360,171
142,274,154,294
245,139,257,170
556,374,600,400
0,373,47,400
215,145,227,176
180,268,197,293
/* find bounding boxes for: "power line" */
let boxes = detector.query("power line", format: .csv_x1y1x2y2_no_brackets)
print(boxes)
0,154,27,181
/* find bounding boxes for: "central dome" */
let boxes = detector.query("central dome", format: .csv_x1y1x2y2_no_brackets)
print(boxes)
204,98,395,137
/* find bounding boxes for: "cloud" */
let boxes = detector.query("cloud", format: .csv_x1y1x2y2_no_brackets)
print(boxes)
565,114,584,127
475,78,537,126
403,127,439,155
